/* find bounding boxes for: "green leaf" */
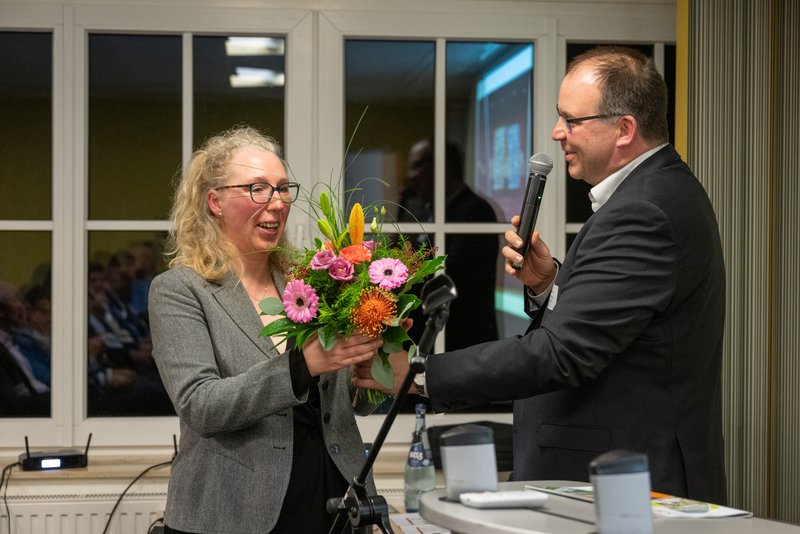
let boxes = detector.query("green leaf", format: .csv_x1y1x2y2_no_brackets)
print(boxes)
400,256,448,294
296,329,314,348
407,344,417,361
396,294,421,318
259,297,285,315
318,325,339,350
260,318,296,337
381,325,410,353
336,228,350,249
371,357,394,389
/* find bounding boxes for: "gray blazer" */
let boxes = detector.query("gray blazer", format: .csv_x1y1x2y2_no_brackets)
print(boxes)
427,145,727,505
149,266,373,533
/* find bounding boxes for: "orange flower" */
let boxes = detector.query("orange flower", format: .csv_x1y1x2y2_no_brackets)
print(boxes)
350,287,397,337
349,202,364,245
339,244,372,264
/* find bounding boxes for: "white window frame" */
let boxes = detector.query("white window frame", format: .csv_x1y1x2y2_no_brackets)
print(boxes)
0,0,675,454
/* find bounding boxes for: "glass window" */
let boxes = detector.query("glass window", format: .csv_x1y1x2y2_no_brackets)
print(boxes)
88,34,182,221
344,40,535,416
87,231,173,417
0,31,52,221
0,231,52,418
193,35,286,149
81,31,290,419
446,42,533,224
344,40,435,222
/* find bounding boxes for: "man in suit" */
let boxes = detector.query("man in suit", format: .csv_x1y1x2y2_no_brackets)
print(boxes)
398,139,500,350
355,45,727,505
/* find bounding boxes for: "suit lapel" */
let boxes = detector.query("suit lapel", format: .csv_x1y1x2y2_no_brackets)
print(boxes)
614,144,678,194
211,271,272,358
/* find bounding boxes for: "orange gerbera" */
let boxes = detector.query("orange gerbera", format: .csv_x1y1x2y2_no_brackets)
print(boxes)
350,287,397,337
339,244,372,264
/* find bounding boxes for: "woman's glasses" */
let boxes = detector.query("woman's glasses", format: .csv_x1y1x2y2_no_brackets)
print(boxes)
215,182,300,204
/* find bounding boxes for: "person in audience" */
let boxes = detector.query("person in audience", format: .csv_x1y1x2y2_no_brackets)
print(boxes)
398,138,500,350
7,283,51,386
86,262,171,416
0,281,50,416
355,46,728,505
129,240,160,317
23,284,52,353
148,125,383,533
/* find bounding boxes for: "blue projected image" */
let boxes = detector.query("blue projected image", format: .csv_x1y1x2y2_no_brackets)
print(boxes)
474,44,533,223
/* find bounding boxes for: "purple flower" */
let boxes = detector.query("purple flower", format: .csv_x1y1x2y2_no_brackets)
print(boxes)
282,280,319,323
368,258,409,291
328,257,355,281
362,240,377,253
310,249,336,270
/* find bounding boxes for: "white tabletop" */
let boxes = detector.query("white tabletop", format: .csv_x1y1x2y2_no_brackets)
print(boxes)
419,481,800,534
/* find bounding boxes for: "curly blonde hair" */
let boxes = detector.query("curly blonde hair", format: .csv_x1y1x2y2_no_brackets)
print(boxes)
166,125,292,280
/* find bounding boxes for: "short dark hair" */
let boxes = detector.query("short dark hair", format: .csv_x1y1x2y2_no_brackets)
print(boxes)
567,46,669,144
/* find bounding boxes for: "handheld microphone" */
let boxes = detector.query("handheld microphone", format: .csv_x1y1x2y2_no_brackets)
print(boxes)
512,153,553,270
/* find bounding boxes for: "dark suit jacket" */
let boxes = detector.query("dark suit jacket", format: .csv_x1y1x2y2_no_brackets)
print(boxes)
149,266,373,533
0,341,50,416
427,145,727,504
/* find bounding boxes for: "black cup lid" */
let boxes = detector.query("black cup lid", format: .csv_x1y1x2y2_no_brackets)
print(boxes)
440,424,494,446
590,449,649,474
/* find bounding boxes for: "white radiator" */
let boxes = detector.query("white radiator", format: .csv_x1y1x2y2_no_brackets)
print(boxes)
0,473,403,533
1,493,167,534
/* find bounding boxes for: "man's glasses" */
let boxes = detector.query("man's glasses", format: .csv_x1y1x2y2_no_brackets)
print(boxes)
215,182,300,204
559,113,626,133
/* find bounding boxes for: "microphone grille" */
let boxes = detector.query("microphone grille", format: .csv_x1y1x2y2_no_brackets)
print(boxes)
529,152,554,176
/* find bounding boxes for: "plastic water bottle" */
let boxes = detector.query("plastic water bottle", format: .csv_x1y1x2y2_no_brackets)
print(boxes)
404,403,436,512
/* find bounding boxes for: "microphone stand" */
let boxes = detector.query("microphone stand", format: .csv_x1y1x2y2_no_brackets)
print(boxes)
328,275,456,534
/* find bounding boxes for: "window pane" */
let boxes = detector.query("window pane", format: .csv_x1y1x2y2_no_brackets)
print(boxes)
344,40,434,221
664,44,677,144
446,42,532,223
444,233,501,349
87,231,174,417
88,34,181,220
0,32,52,220
193,35,286,149
442,232,514,413
0,231,51,417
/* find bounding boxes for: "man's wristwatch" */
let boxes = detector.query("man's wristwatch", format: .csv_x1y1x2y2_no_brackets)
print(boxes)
413,373,427,397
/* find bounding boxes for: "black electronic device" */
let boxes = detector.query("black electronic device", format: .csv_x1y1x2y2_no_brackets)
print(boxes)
512,152,554,270
19,433,92,471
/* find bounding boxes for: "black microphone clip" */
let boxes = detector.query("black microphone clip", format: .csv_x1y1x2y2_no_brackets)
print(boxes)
421,273,457,317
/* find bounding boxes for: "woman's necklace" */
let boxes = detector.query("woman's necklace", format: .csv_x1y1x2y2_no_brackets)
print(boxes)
247,284,269,304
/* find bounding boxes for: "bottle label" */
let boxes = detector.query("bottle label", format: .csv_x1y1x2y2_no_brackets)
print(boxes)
407,440,432,468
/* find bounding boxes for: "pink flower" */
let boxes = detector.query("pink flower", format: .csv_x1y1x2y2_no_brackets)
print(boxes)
362,240,377,253
310,249,336,270
328,257,355,281
368,258,409,291
282,280,319,323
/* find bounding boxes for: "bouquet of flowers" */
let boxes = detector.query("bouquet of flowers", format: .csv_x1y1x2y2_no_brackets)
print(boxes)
258,187,445,412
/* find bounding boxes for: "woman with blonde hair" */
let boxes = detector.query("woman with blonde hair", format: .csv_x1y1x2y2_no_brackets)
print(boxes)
149,125,382,533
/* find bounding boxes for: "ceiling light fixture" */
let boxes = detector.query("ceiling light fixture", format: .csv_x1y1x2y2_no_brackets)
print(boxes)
229,67,285,88
225,37,284,56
